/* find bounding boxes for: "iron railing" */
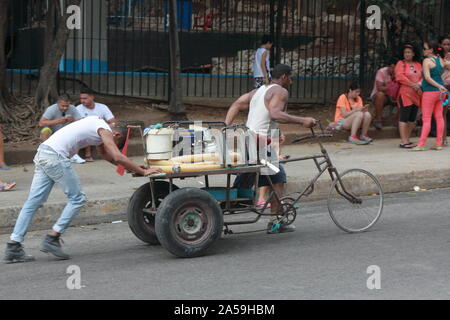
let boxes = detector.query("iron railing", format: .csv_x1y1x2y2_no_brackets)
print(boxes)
5,0,449,104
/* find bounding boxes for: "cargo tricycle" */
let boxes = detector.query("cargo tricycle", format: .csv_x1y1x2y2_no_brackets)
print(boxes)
127,121,384,258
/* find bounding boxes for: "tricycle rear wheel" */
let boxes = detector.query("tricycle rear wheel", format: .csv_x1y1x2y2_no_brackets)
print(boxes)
155,188,223,258
127,181,178,245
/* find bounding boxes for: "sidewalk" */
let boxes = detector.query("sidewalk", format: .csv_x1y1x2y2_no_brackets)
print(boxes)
3,124,401,165
1,137,449,234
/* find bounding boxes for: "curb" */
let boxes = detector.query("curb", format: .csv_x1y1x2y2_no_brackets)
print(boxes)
0,167,448,235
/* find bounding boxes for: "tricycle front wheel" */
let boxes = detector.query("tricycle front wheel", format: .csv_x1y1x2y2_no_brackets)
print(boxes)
155,188,223,258
327,168,384,233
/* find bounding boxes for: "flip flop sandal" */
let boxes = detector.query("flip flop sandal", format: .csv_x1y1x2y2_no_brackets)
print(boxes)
0,182,16,191
399,143,416,149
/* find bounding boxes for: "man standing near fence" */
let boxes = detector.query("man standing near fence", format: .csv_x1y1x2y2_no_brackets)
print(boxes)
253,35,273,88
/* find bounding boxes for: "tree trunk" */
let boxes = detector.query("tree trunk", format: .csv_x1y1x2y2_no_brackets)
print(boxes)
0,0,13,123
35,0,81,112
167,0,186,118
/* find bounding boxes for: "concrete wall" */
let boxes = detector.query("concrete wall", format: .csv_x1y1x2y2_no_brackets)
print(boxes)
61,0,108,73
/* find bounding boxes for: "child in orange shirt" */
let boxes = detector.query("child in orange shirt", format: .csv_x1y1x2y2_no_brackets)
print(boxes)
334,82,373,145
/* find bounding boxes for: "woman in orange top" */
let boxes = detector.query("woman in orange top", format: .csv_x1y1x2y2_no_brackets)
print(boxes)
395,44,423,148
334,82,373,145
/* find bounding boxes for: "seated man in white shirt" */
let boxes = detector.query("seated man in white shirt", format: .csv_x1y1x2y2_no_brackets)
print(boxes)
38,94,85,164
77,89,118,162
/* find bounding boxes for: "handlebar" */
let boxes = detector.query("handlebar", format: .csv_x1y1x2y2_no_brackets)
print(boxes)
291,120,333,144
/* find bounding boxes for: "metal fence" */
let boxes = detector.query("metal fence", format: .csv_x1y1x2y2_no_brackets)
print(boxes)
5,0,450,104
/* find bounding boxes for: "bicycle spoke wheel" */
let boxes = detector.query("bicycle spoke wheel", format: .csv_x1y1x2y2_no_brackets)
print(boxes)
327,169,384,233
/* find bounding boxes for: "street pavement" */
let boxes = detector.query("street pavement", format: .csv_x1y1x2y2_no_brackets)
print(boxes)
0,187,449,300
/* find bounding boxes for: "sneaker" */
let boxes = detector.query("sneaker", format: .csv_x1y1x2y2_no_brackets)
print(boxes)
40,235,70,260
3,242,35,264
70,154,86,164
360,135,373,143
267,221,296,234
373,120,383,130
348,136,370,145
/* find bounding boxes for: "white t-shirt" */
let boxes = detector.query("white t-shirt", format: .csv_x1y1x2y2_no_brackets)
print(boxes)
76,103,115,122
253,47,271,78
42,116,112,158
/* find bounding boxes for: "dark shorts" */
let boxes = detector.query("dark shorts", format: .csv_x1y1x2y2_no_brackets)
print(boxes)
233,164,287,189
399,105,419,123
254,77,271,89
254,77,264,89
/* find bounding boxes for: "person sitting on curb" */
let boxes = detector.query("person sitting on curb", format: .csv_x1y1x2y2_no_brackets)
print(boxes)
0,124,10,170
77,89,117,162
3,116,163,264
39,94,84,163
370,59,397,130
334,82,373,145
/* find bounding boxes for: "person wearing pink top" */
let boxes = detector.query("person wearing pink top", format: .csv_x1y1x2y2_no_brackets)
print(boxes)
370,59,396,130
395,44,423,148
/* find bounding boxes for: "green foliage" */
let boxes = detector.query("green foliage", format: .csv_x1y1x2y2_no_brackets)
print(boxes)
365,0,441,60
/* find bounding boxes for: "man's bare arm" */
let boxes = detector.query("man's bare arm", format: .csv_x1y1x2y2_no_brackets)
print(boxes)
267,88,316,127
261,51,270,84
96,144,116,165
98,129,155,176
39,117,65,128
225,90,256,126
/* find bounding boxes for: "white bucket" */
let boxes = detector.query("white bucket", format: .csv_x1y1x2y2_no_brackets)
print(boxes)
145,128,174,160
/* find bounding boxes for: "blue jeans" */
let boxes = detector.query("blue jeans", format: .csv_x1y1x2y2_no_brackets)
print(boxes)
10,147,87,243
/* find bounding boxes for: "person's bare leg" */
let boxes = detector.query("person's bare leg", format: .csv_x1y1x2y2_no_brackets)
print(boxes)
343,112,364,137
0,129,6,168
373,92,386,122
258,186,270,204
407,122,416,141
84,146,94,162
361,112,372,136
269,182,284,217
399,122,410,145
39,131,51,143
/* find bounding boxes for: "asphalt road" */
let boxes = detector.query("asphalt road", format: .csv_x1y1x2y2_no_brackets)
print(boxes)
0,188,449,300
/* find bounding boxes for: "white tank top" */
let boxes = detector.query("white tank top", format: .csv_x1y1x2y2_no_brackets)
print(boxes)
246,84,281,135
253,48,270,78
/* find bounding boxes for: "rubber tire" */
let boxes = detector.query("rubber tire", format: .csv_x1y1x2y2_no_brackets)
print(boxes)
127,181,178,245
327,168,384,233
155,188,223,258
